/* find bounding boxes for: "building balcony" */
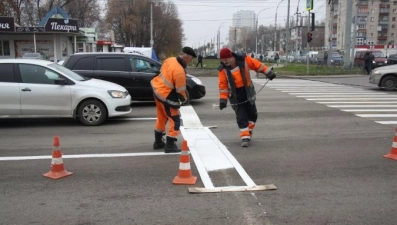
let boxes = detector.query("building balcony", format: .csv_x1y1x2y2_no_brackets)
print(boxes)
379,13,389,17
357,1,368,6
378,36,387,40
379,3,390,8
357,12,369,16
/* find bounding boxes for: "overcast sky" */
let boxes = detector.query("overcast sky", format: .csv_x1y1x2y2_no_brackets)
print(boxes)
168,0,327,49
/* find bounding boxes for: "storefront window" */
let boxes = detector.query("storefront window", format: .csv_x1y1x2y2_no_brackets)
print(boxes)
0,41,10,56
3,41,10,56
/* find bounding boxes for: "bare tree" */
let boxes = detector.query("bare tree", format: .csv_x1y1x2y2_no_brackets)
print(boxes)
106,0,183,56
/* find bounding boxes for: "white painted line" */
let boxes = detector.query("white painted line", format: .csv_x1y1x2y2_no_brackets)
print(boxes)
278,89,364,91
327,105,397,108
308,98,397,100
321,102,397,104
110,117,157,121
342,109,397,112
357,114,397,118
0,152,178,161
179,105,257,189
289,92,385,95
298,95,388,98
375,121,397,124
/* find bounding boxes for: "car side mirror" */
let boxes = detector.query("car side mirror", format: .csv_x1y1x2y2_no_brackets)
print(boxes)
54,78,68,85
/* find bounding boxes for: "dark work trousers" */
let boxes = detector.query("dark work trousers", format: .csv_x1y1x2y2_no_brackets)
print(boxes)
196,61,203,68
232,88,258,131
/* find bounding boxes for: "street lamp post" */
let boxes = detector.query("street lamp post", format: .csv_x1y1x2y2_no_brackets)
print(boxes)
217,22,227,55
274,0,285,51
256,8,268,54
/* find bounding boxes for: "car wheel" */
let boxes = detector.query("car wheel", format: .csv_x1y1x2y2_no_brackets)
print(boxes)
381,76,397,91
77,99,107,126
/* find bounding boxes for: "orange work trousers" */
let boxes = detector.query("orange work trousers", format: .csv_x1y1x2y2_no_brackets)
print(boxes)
154,97,181,139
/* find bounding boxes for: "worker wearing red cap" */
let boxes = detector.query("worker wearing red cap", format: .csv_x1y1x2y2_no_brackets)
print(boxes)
217,47,276,147
151,46,197,153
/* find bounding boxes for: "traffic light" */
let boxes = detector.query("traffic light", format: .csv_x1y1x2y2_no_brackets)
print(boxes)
307,32,313,43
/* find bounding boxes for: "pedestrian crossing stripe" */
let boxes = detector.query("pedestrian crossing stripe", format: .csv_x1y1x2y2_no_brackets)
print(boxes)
257,79,397,126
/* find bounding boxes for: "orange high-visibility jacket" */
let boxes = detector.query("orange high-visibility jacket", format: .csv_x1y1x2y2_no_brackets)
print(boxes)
151,57,187,108
218,53,270,102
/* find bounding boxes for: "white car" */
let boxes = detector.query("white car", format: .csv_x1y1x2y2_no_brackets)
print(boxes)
369,64,397,91
0,59,131,125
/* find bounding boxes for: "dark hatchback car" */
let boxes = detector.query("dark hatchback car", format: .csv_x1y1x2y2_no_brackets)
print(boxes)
62,52,206,101
387,54,397,65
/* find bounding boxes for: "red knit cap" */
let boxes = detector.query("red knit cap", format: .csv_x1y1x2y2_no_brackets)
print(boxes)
219,48,233,59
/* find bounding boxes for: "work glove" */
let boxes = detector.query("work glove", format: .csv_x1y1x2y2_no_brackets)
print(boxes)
219,98,227,110
265,69,276,80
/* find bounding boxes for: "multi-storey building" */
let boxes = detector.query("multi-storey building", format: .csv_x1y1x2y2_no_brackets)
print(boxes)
326,0,397,51
232,10,256,29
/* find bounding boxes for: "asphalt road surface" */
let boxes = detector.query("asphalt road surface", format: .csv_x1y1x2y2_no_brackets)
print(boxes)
1,74,397,225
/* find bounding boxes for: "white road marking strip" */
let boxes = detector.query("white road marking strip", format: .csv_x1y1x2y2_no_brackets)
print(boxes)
376,121,397,124
0,152,178,161
357,114,397,117
284,91,371,93
298,95,388,98
327,105,397,108
321,102,397,104
110,117,157,121
341,109,397,112
179,105,257,188
290,93,386,95
308,98,397,100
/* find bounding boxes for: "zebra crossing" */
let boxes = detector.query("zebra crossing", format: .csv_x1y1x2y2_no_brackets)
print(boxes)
254,78,397,125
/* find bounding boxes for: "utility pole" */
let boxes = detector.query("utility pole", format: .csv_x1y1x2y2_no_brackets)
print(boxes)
150,2,154,48
285,0,291,64
306,10,310,75
327,0,333,67
350,1,358,69
343,0,353,68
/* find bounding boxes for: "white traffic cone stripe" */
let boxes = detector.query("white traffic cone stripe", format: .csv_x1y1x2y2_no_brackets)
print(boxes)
179,162,191,170
51,157,64,165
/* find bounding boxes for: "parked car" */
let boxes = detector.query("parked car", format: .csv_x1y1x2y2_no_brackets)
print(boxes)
387,54,397,65
354,50,387,68
369,64,397,91
0,59,131,125
330,52,343,65
22,52,50,61
62,52,206,102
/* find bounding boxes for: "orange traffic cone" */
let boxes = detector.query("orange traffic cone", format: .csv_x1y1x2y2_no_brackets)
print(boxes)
384,127,397,160
43,136,73,179
173,140,197,185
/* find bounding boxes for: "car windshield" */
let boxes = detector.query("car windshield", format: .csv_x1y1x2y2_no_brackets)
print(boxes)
49,63,87,81
332,52,342,57
372,52,385,57
300,51,308,56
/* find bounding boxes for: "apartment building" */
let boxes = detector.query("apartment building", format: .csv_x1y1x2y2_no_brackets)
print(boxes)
232,10,256,29
326,0,397,51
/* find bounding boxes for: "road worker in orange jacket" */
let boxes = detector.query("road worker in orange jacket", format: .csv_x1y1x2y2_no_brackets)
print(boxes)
218,47,276,147
151,46,197,153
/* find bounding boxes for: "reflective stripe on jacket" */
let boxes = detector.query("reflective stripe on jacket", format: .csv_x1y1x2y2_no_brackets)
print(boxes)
151,57,187,107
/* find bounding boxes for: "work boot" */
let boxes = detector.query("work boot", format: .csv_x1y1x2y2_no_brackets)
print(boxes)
241,138,250,147
164,137,181,153
153,131,165,150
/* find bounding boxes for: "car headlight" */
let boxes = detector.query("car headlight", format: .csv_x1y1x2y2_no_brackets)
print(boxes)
373,70,382,75
385,60,387,63
372,60,376,63
191,77,202,85
107,90,127,98
331,60,334,63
